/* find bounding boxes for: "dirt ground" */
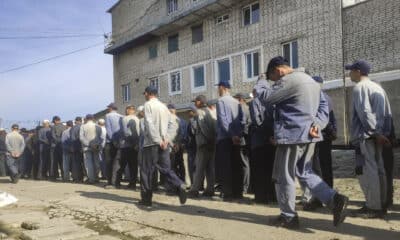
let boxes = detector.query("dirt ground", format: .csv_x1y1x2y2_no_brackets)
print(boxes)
0,149,399,240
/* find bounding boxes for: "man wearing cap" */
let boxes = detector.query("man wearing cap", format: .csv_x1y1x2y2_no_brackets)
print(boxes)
215,81,245,201
234,93,251,194
97,119,107,179
188,95,217,197
116,105,140,189
140,85,187,206
70,117,84,183
263,56,348,228
80,114,103,184
5,124,25,183
183,104,197,185
104,103,123,188
61,121,73,182
0,128,8,177
38,120,52,180
50,116,66,180
346,60,392,218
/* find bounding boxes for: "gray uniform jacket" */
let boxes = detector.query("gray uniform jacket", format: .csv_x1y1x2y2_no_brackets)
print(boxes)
216,93,244,141
51,123,66,146
38,127,51,146
121,115,140,148
6,131,25,156
143,98,173,147
79,121,102,152
193,107,217,146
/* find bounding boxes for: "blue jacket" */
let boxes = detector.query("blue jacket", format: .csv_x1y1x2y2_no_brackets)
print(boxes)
105,111,123,143
261,69,329,145
216,93,244,141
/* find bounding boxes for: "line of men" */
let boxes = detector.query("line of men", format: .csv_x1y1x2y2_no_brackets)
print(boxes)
0,57,395,230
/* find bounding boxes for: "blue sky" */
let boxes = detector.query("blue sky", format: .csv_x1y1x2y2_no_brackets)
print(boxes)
0,0,118,129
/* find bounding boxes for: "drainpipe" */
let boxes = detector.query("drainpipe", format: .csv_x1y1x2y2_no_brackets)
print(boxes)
340,0,350,145
209,16,216,100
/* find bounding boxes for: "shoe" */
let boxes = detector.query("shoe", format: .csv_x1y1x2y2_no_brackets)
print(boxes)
138,200,152,207
270,214,300,229
115,184,121,189
332,193,349,227
187,190,199,198
104,184,116,189
127,183,137,190
350,206,385,219
12,174,20,184
202,191,215,197
178,186,187,205
302,200,323,212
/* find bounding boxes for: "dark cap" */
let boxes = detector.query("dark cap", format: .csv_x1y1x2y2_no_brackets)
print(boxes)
144,85,158,95
11,124,19,129
189,104,197,112
215,81,231,89
126,105,136,110
234,93,246,99
266,56,290,76
167,103,176,109
345,60,371,75
207,99,218,106
312,76,324,84
66,120,73,127
52,116,61,122
85,114,94,120
107,103,118,110
192,95,207,104
75,116,82,122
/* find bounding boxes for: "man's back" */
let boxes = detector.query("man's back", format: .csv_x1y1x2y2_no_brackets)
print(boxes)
143,98,170,147
105,111,122,142
6,131,25,154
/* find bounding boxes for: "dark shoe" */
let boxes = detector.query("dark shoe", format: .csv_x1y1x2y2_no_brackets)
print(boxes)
11,174,20,184
187,190,199,198
302,200,323,212
202,191,215,197
270,214,300,229
221,193,234,202
127,183,137,190
332,193,349,227
178,187,187,205
350,206,385,219
138,200,152,207
115,184,121,189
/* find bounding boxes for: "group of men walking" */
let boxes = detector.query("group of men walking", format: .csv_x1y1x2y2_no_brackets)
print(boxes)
0,56,395,230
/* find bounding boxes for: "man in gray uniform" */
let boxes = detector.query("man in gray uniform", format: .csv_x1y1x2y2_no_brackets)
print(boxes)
38,120,51,180
0,128,7,176
5,124,25,183
50,116,66,180
70,117,84,183
264,56,348,229
346,60,392,218
62,121,73,182
139,86,187,206
188,95,217,198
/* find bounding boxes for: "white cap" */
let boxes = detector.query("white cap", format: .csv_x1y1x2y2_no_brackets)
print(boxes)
43,119,50,124
137,106,144,112
0,128,5,131
98,119,105,125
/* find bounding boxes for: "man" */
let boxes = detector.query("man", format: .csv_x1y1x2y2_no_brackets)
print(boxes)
0,128,8,177
382,120,396,208
249,78,276,204
167,104,186,182
62,121,73,182
183,105,197,185
31,126,41,180
116,105,140,189
188,95,217,198
264,56,348,229
140,85,187,206
50,116,66,180
70,117,84,183
301,76,338,211
234,93,251,194
104,103,123,188
98,119,107,180
346,60,392,218
80,114,102,184
22,129,35,179
5,124,25,183
215,81,244,201
38,120,51,180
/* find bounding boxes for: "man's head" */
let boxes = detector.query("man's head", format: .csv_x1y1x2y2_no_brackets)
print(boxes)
75,117,82,125
167,104,176,115
266,56,292,81
98,119,105,126
52,116,61,124
11,124,19,132
192,95,207,108
216,81,231,97
188,104,197,117
234,93,246,104
126,105,136,115
107,103,118,112
66,120,73,128
137,105,145,118
43,119,50,127
143,86,158,101
207,99,217,110
345,60,371,83
85,114,94,122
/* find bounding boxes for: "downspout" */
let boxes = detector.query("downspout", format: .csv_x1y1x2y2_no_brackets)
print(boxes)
340,0,350,145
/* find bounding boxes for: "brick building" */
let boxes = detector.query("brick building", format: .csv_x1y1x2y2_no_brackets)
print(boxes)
105,0,400,144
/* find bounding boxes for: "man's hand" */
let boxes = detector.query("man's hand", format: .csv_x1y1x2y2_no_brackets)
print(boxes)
309,126,320,138
375,134,391,147
232,136,241,145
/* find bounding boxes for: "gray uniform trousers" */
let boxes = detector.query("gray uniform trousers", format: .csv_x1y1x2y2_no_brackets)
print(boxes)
6,155,21,178
273,143,336,217
0,153,7,176
190,144,215,192
358,139,387,210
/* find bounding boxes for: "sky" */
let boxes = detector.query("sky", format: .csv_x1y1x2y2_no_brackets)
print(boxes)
0,0,118,130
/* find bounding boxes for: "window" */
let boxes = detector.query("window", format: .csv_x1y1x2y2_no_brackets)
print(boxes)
216,58,231,84
191,65,206,92
243,2,260,26
168,34,179,53
122,84,131,103
149,45,158,59
244,51,260,81
216,14,229,25
149,77,159,92
169,71,181,95
282,40,299,68
191,24,203,44
167,0,178,14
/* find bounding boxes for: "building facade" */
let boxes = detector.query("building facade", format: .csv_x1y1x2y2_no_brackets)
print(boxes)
105,0,400,144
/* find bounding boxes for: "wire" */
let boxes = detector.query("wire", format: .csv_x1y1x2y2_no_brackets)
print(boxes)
0,34,104,40
0,42,104,74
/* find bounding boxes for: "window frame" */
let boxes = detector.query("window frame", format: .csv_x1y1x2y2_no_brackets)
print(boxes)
243,50,261,82
168,70,182,96
121,83,131,103
214,57,233,86
148,44,158,59
168,34,179,53
242,2,260,26
167,0,178,14
191,24,204,44
149,77,160,94
191,64,207,93
281,40,299,68
216,14,229,25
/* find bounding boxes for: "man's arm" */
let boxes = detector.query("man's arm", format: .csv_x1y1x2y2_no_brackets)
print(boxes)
144,104,162,144
105,115,112,141
314,92,329,130
216,100,231,135
263,80,298,106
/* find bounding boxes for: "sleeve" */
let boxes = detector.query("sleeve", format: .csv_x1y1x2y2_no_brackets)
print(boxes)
129,119,140,145
5,135,11,153
19,136,26,154
263,80,298,106
105,115,112,141
353,86,382,136
216,100,231,136
79,126,89,146
167,116,179,144
144,104,162,144
314,92,329,130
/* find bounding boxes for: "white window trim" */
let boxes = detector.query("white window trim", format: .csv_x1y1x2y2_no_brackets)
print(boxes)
242,1,260,26
122,83,131,103
242,49,262,82
216,14,229,25
281,40,298,68
191,64,207,93
168,70,182,96
214,56,233,87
